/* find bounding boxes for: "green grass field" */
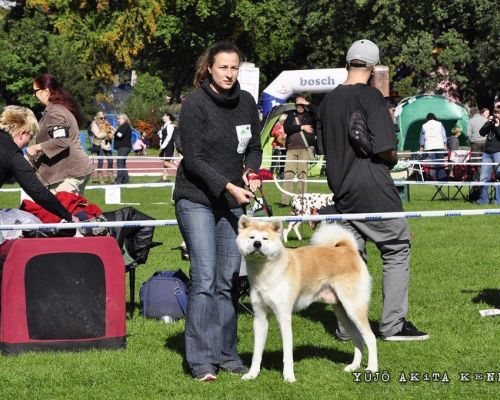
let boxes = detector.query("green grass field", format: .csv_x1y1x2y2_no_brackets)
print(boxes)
0,178,498,400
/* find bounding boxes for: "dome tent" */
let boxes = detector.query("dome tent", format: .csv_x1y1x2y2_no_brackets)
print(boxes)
395,95,470,151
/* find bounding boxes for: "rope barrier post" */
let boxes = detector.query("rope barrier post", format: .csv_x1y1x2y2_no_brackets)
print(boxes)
105,186,121,204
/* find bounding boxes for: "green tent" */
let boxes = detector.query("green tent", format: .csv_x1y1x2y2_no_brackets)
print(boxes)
395,94,470,151
260,103,324,176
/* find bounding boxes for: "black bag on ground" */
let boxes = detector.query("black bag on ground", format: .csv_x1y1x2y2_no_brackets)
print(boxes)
139,269,189,320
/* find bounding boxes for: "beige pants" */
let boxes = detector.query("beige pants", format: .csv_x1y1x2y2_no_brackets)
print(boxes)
48,174,91,195
280,148,309,205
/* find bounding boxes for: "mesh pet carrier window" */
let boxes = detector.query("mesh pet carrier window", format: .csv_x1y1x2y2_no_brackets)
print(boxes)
24,253,106,340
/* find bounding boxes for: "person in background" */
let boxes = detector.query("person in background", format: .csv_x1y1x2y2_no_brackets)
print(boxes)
157,113,177,182
27,73,92,194
467,107,489,155
280,94,316,206
0,105,74,222
174,41,262,381
90,111,115,184
475,107,500,205
270,113,287,179
113,113,132,184
447,127,462,151
318,38,428,342
419,113,447,180
133,132,148,156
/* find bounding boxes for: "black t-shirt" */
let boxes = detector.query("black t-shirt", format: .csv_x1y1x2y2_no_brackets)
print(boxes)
318,84,402,213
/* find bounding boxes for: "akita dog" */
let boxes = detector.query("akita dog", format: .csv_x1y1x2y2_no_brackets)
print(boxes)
236,215,378,382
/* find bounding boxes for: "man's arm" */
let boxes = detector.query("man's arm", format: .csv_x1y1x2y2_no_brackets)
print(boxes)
377,149,398,165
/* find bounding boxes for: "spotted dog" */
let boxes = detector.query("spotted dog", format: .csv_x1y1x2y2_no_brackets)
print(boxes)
273,177,334,242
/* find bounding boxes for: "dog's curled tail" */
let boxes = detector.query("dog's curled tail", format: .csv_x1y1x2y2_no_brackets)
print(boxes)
309,223,358,251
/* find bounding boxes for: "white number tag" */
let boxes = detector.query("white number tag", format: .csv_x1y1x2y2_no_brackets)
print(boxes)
236,124,252,154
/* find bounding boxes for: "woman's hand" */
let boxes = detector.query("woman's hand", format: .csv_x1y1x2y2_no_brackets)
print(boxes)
26,143,42,157
226,182,254,205
243,171,261,193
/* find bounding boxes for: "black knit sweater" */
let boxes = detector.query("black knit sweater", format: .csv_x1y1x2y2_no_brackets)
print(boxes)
173,79,262,210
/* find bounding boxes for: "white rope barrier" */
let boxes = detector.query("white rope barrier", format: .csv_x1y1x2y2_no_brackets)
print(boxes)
1,208,499,232
2,178,499,196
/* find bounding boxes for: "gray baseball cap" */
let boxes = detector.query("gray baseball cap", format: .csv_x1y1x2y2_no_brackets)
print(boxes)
346,39,380,67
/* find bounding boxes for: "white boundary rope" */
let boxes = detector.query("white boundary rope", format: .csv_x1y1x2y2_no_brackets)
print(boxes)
1,208,499,231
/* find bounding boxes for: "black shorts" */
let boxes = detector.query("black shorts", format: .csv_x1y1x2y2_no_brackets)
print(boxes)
159,141,174,159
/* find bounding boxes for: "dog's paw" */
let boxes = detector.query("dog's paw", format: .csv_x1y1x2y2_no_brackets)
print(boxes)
241,370,259,380
283,372,296,383
365,366,378,373
344,363,360,372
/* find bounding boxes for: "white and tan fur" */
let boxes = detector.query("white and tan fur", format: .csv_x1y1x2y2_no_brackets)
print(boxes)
236,216,377,382
274,176,334,242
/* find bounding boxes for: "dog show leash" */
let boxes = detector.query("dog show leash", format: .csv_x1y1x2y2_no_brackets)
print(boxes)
246,170,273,217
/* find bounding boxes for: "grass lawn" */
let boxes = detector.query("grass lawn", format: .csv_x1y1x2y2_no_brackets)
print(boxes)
0,178,498,400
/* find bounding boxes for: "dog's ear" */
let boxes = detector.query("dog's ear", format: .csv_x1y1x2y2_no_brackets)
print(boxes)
270,219,283,233
238,214,251,230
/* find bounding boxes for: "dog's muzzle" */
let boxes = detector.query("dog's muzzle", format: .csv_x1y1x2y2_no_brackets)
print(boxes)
253,241,262,249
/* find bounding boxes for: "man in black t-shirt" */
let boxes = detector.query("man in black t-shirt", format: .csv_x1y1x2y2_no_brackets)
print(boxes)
318,39,428,341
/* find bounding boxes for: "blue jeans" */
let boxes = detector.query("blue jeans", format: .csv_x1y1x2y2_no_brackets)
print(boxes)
115,147,130,184
478,151,500,204
175,199,244,377
97,148,113,170
428,150,447,180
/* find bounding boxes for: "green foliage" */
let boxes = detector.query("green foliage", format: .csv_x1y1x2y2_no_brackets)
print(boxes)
46,35,100,121
1,0,499,115
0,11,49,106
121,72,166,124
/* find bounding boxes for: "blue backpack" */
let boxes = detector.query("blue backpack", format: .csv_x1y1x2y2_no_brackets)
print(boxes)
139,269,189,320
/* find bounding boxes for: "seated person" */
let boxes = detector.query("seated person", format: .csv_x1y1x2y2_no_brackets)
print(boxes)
447,127,462,151
133,133,148,156
0,106,74,222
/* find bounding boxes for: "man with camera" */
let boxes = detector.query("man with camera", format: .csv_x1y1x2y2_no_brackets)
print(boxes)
476,106,500,204
279,94,317,206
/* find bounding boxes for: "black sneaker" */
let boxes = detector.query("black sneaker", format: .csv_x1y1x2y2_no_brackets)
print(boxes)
383,320,429,341
334,329,351,342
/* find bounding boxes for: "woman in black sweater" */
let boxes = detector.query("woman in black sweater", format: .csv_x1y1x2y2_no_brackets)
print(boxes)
0,106,72,222
173,42,262,381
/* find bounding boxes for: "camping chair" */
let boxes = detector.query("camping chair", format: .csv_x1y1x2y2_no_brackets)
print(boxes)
446,149,473,200
421,150,451,200
407,152,426,182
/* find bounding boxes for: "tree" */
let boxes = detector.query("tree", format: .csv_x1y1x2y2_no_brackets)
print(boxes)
122,72,166,128
0,10,49,107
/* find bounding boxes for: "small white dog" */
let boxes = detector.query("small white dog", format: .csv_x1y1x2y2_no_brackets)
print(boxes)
236,215,377,383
